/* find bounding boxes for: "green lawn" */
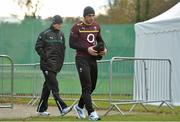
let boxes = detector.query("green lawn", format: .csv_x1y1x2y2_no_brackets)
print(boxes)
2,112,180,121
1,98,180,121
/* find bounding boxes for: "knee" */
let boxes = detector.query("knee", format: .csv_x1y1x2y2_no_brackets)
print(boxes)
82,85,91,94
90,86,95,94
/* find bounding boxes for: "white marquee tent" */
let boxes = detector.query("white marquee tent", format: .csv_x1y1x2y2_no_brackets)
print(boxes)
134,2,180,105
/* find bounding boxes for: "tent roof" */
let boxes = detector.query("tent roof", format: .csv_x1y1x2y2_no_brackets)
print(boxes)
135,2,180,35
146,2,180,23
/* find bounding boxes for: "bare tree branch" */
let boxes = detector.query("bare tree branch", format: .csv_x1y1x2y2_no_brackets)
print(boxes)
14,0,42,18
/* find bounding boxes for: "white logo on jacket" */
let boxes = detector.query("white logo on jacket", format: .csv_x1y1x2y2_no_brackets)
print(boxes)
87,34,95,43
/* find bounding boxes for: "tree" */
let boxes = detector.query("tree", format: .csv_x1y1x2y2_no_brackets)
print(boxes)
134,0,179,22
14,0,42,18
97,0,136,24
136,0,141,22
96,0,179,24
149,0,179,19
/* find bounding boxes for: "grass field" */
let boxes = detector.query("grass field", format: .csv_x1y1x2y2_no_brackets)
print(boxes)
0,71,133,95
19,113,180,121
1,107,180,121
1,98,180,121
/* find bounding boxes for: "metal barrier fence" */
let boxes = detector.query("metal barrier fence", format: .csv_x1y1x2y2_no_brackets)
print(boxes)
27,62,80,106
105,57,173,115
0,55,14,108
8,61,109,107
0,56,174,114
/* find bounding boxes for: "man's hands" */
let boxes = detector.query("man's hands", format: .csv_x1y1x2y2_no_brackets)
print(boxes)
98,48,107,56
88,46,107,56
88,46,98,56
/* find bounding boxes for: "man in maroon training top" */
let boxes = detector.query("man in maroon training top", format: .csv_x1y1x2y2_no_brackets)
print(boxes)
69,6,107,121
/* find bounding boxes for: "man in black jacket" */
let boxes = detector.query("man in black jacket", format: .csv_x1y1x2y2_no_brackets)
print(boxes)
35,15,72,116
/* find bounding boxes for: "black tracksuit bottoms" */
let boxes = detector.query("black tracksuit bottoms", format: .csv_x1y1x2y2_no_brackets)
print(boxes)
75,56,98,115
37,70,67,113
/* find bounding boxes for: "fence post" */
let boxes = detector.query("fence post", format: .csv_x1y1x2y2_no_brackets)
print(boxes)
0,55,14,109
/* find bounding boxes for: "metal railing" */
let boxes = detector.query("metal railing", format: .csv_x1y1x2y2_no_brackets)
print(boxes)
105,57,173,115
27,60,110,107
0,56,174,114
0,55,14,108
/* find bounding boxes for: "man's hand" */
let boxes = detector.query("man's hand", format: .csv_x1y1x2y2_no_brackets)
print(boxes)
88,46,98,56
98,48,107,56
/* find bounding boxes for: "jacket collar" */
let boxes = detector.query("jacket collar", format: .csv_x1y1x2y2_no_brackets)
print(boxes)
50,25,60,32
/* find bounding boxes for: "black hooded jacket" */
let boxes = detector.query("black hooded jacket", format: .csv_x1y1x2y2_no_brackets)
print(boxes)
35,25,66,73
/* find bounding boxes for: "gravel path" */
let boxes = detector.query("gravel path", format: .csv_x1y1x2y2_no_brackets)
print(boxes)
0,104,111,120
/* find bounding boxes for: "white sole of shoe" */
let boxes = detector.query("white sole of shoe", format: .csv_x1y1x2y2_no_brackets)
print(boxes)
73,105,85,119
73,105,81,119
61,107,73,116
